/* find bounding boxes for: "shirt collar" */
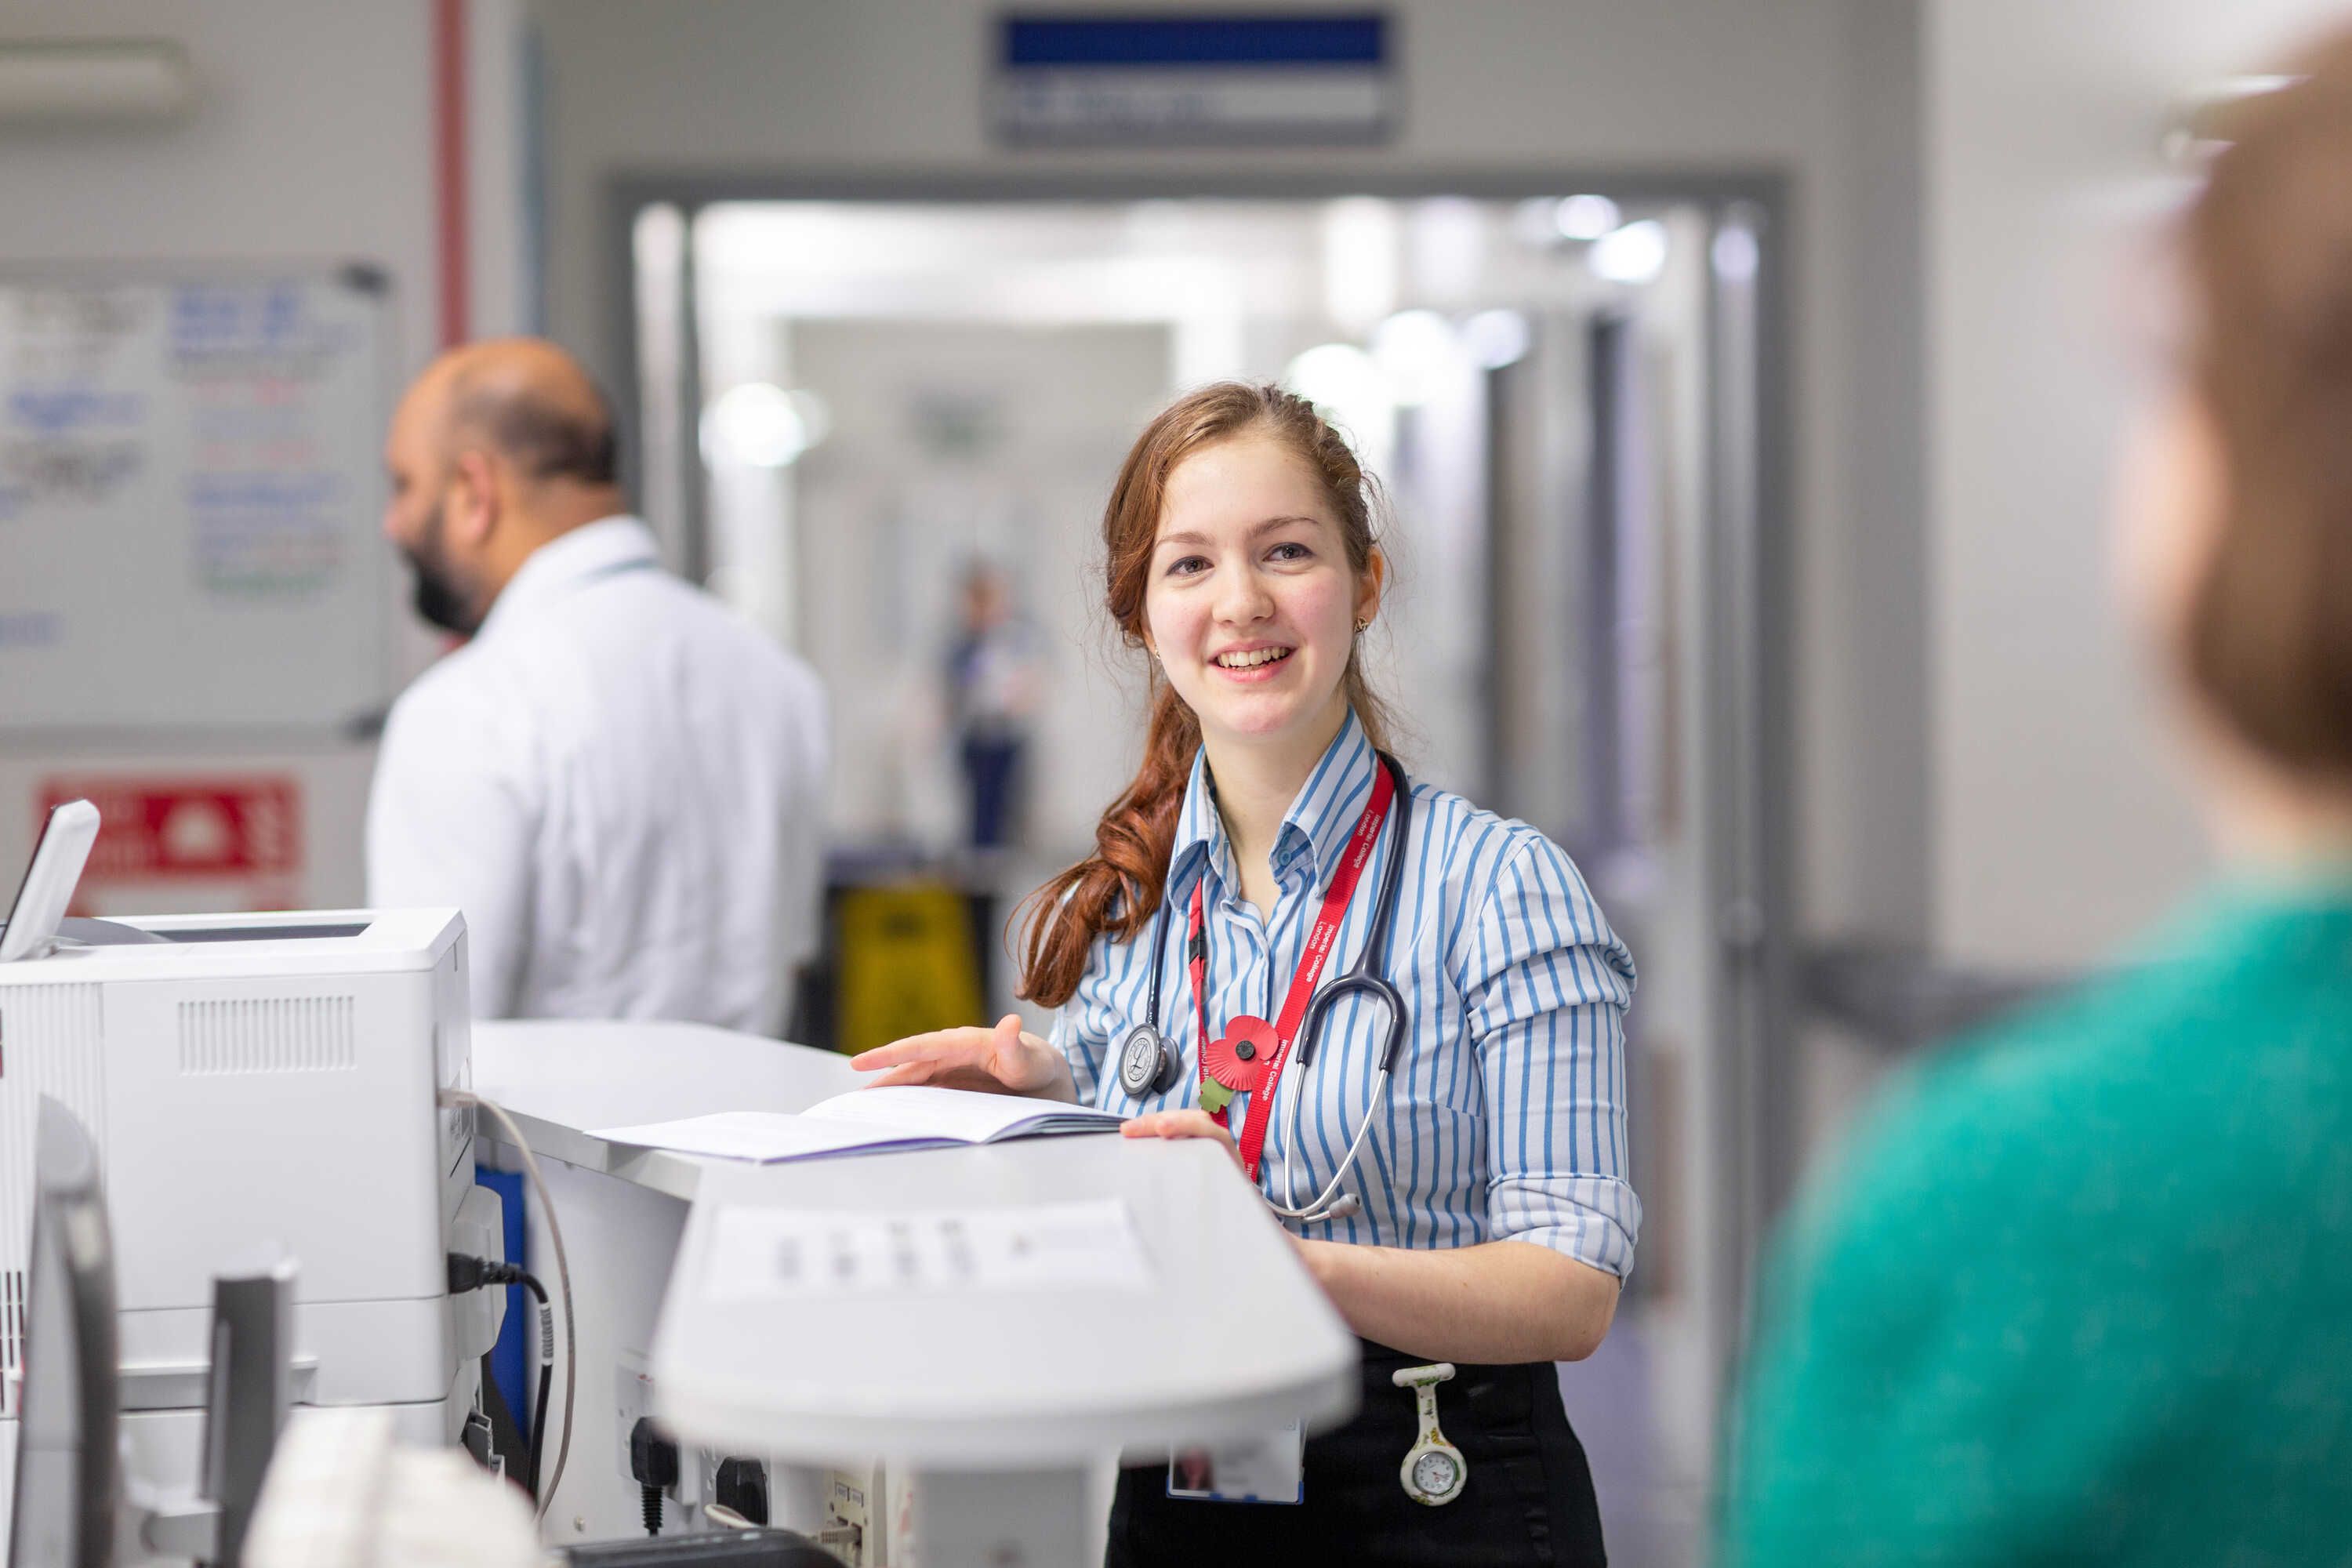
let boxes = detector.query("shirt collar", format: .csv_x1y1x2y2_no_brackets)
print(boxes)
477,514,661,641
1168,709,1385,902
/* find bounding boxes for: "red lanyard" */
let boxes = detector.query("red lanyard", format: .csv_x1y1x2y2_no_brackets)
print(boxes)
1187,762,1396,1178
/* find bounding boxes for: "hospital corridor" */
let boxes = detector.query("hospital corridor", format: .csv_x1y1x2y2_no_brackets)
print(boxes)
2,5,2349,1566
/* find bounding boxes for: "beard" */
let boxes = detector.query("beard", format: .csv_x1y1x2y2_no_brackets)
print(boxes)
403,501,482,636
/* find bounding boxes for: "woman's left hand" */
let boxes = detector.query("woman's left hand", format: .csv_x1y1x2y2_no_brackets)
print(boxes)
1120,1109,1243,1172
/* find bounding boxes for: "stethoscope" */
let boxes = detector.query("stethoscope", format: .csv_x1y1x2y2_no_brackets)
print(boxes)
1115,752,1413,1225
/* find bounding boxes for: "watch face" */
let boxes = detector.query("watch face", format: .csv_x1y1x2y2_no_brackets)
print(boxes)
1411,1449,1462,1499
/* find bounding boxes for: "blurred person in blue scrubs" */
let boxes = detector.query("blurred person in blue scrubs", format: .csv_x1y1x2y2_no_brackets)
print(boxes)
368,339,828,1034
1725,28,2352,1566
945,559,1043,851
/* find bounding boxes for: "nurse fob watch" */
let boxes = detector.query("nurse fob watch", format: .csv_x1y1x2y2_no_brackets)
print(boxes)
1392,1362,1468,1506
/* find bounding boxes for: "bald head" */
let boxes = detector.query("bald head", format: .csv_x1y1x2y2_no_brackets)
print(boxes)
382,338,629,634
414,337,619,492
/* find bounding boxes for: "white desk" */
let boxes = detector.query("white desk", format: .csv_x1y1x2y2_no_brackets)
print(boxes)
659,1140,1358,1562
473,1018,859,1200
470,1020,858,1543
472,1020,1357,1564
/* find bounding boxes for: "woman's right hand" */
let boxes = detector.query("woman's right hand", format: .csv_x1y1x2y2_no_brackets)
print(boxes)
849,1012,1076,1102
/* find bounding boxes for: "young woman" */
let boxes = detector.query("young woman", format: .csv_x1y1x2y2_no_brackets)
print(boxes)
854,382,1636,1565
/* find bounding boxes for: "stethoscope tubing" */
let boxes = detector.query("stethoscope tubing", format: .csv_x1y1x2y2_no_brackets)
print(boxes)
1273,971,1406,1221
1138,752,1414,1223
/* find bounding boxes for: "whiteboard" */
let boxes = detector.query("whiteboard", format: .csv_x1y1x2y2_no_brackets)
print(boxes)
0,267,394,731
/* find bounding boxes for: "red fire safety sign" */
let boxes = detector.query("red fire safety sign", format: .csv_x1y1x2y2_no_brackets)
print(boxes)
37,777,302,887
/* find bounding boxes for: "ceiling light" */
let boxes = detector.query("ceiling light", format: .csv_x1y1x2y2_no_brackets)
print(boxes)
1462,308,1532,369
1711,225,1759,284
1554,194,1621,242
1283,342,1390,434
0,41,192,124
1589,220,1668,285
702,383,830,469
1321,198,1399,331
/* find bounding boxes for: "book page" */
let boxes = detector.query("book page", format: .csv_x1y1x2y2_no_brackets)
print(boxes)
802,1084,1123,1142
590,1110,945,1162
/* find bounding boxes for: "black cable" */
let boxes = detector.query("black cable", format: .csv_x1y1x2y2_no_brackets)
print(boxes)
448,1254,556,1501
448,1091,575,1523
517,1271,553,1502
628,1417,679,1537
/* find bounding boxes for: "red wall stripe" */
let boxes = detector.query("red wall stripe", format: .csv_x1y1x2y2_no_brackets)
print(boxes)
433,0,470,348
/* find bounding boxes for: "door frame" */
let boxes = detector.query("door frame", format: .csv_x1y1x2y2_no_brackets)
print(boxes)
604,166,1798,1375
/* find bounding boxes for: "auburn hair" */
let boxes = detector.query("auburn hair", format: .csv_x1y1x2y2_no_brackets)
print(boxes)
1016,383,1396,1007
2180,27,2352,778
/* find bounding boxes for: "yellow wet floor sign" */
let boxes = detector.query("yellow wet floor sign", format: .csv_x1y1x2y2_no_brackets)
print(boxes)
835,884,985,1058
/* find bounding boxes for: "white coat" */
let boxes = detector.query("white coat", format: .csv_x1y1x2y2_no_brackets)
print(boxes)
366,516,828,1035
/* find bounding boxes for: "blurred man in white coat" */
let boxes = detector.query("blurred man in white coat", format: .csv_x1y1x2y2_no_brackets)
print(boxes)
368,338,827,1035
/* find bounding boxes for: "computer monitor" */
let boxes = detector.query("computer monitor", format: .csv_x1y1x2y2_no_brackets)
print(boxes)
6,1097,118,1568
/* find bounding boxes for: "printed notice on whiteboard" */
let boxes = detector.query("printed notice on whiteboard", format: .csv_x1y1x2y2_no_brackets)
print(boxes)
704,1200,1152,1301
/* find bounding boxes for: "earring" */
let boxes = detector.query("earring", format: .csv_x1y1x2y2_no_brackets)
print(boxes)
1354,617,1372,634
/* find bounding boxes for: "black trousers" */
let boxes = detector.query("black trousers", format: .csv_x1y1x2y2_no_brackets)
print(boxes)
1106,1340,1606,1567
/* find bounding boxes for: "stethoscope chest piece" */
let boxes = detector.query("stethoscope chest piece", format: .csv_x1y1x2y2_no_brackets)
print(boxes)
1393,1362,1467,1507
1116,1022,1181,1098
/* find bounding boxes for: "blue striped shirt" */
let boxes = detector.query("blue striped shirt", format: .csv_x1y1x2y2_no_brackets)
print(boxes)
1052,710,1641,1276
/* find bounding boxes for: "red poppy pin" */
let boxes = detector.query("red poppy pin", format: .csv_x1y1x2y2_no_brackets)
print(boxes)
1202,1014,1276,1095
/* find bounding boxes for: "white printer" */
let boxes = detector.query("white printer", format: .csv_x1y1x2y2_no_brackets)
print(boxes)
0,803,495,1552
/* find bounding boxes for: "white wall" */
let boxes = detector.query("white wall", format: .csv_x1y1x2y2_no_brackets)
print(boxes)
0,5,434,319
536,0,1923,961
0,4,428,905
0,0,527,905
1925,0,2352,967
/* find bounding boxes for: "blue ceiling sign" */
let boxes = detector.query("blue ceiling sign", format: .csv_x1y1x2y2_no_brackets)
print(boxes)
995,13,1394,145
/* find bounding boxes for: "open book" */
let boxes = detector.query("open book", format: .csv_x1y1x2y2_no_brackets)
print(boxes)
590,1085,1127,1164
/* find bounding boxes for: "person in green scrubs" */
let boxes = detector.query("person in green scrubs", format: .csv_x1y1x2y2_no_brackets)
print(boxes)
1722,28,2352,1567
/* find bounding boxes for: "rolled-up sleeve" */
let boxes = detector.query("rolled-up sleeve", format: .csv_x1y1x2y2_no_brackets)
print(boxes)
1457,836,1641,1276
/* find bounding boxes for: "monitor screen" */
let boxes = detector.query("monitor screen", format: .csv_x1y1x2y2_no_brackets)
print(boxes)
6,1098,118,1568
0,800,100,964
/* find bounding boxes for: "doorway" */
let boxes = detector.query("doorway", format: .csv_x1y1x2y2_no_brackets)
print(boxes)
623,182,1788,1564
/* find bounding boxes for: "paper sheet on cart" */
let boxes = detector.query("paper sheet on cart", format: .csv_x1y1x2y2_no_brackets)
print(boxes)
701,1199,1154,1300
590,1085,1125,1162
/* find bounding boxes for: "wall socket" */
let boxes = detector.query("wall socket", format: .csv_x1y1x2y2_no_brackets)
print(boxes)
613,1353,655,1488
821,1464,889,1566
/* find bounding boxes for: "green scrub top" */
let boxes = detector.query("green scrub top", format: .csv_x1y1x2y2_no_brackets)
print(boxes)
1722,880,2352,1566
